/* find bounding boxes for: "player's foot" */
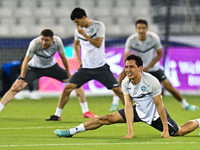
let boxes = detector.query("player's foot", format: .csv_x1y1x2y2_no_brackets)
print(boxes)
46,115,61,121
29,92,40,100
185,104,199,111
14,93,24,100
54,129,73,137
109,104,118,112
83,111,98,118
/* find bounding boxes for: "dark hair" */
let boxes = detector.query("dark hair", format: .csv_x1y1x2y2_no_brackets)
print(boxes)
70,7,87,21
125,54,143,67
40,29,54,38
135,19,148,27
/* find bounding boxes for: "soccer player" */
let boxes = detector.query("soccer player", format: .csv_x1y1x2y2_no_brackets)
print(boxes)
54,54,200,138
0,29,97,119
109,19,198,111
46,7,125,120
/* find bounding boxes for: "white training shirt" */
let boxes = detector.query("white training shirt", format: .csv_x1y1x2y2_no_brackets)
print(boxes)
122,72,162,124
125,31,162,72
26,36,65,68
74,20,107,68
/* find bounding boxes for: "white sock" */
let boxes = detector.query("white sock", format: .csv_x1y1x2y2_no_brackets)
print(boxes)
69,123,86,135
195,118,200,127
54,108,63,117
180,99,189,108
112,95,120,105
0,103,5,112
80,102,89,114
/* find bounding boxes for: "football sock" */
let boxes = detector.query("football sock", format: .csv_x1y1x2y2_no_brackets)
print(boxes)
112,95,120,105
80,101,89,114
54,108,63,117
0,103,5,112
180,99,189,108
69,123,86,135
195,118,200,127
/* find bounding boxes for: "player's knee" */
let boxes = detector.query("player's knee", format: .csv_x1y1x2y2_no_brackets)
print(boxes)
63,86,73,95
11,86,22,93
98,114,114,125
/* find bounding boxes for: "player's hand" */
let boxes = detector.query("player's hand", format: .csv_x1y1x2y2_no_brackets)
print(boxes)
120,133,134,139
12,80,24,91
161,131,171,138
77,26,86,36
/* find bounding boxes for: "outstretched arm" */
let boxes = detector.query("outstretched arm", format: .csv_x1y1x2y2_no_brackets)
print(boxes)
153,94,171,138
59,53,71,78
121,94,134,138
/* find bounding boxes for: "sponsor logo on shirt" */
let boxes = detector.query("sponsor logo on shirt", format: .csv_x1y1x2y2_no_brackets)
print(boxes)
141,86,146,92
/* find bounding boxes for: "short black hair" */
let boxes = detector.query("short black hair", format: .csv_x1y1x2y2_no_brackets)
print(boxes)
40,29,54,38
70,7,87,21
125,54,143,67
135,19,148,27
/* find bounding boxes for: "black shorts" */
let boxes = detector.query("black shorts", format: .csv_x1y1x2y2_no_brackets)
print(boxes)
118,105,179,136
18,63,68,83
148,69,167,82
68,63,119,89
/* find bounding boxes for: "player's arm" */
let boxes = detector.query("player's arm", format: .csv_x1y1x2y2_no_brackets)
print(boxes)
153,94,171,138
59,53,71,77
20,55,31,78
74,39,82,67
121,94,134,139
77,26,103,48
143,48,162,72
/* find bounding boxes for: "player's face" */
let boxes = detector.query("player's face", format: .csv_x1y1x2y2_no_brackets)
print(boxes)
73,17,87,27
135,23,148,38
40,35,54,49
125,60,142,80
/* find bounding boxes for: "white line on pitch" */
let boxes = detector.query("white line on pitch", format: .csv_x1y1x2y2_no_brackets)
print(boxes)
0,142,196,147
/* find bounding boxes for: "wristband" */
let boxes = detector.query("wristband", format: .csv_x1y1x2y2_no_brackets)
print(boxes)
19,76,25,80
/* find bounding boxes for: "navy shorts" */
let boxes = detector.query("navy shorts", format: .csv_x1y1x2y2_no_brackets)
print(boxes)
118,105,179,136
68,63,119,89
148,69,167,82
18,63,68,83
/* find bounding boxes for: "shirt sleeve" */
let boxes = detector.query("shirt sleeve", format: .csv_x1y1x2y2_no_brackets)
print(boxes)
74,29,79,40
125,35,132,52
153,33,162,50
121,78,130,95
25,40,36,58
96,22,105,38
55,36,65,54
151,76,162,97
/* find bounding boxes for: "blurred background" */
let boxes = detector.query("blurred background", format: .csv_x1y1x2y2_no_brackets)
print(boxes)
0,0,200,98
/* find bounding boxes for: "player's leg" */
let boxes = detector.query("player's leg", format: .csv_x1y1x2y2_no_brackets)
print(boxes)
0,79,28,112
54,111,125,137
46,66,97,120
149,69,198,111
110,69,126,111
74,87,98,118
94,64,125,106
0,67,40,113
174,119,200,136
161,79,198,111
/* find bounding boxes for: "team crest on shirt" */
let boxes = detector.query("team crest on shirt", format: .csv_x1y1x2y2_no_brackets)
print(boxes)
141,86,146,92
51,48,55,52
90,28,94,33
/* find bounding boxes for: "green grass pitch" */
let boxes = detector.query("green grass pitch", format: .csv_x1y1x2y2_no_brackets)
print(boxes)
0,95,200,150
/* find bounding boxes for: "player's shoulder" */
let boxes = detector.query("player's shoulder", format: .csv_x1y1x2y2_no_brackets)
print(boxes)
147,31,160,40
92,20,105,29
122,76,131,86
29,36,40,47
142,72,159,85
53,35,63,44
127,33,137,40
